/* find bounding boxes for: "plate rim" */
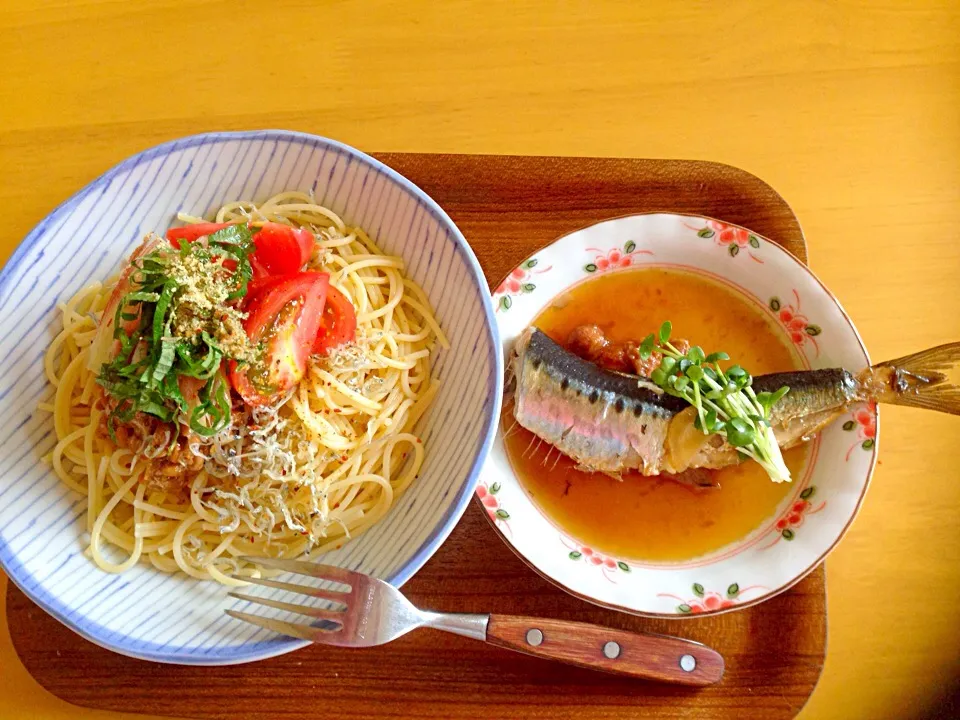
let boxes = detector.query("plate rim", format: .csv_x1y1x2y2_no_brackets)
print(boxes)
0,130,503,664
479,211,877,619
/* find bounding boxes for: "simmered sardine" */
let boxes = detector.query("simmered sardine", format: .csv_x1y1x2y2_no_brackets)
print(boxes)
512,327,960,476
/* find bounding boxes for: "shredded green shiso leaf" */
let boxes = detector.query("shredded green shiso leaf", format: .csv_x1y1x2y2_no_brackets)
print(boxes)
96,225,257,438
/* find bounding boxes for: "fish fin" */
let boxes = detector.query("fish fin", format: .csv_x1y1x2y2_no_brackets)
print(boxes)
867,342,960,415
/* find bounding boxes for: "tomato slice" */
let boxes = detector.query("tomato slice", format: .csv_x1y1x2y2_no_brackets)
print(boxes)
167,222,314,279
229,272,330,407
293,227,315,266
166,222,234,247
251,223,314,276
312,286,357,354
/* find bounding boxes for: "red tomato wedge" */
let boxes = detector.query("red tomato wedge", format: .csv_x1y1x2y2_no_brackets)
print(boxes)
250,223,301,276
166,222,234,247
313,286,357,355
293,227,315,266
166,222,315,282
251,223,316,276
244,266,277,305
229,272,330,407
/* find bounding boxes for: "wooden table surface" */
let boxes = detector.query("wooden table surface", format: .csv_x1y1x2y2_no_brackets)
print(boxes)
0,2,957,718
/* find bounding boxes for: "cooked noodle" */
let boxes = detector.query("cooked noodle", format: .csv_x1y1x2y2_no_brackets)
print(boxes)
43,192,447,585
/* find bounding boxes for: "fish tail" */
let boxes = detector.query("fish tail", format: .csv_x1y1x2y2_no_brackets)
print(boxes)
864,342,960,415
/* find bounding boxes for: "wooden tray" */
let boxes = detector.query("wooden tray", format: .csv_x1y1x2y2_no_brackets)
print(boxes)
7,154,825,720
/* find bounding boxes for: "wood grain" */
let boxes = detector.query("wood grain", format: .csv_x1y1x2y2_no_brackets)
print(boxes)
7,154,824,720
485,614,725,686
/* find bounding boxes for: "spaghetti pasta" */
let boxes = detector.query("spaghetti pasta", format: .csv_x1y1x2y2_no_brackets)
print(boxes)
43,192,447,585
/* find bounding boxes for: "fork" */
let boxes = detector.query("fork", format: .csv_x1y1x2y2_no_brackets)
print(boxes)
225,557,724,685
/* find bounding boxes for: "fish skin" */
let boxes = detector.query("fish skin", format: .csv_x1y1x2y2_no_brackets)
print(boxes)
753,369,858,425
513,327,681,474
512,327,867,475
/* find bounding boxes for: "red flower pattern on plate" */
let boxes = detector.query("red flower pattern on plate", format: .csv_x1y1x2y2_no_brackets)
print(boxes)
560,537,631,583
842,401,878,460
657,582,765,614
693,220,764,263
476,482,509,528
770,290,822,358
760,486,827,548
584,241,653,273
494,258,552,312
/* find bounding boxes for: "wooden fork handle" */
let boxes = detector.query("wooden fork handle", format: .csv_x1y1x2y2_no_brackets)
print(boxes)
485,614,724,685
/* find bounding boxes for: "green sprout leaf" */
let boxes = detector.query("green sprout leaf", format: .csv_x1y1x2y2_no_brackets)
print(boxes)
569,551,582,560
659,320,672,344
639,333,655,360
697,228,715,238
726,365,747,379
641,319,792,483
704,408,718,432
624,240,636,253
693,583,705,598
726,417,755,447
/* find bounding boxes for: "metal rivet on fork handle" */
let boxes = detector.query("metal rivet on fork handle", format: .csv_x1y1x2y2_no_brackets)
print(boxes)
680,654,697,672
525,628,543,646
602,641,621,659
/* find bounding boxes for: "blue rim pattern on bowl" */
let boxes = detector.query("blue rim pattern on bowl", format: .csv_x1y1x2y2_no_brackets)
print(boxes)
0,131,502,664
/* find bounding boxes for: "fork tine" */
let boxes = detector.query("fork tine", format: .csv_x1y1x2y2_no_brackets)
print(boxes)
225,609,336,642
240,556,361,586
240,575,349,604
228,591,345,623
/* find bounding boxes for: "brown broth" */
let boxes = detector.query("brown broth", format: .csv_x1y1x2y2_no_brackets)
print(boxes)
504,267,809,563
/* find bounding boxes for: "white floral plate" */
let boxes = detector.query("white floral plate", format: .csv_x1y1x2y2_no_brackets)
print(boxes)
477,214,877,617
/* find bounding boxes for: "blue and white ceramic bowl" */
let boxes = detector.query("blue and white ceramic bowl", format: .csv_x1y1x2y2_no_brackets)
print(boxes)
0,131,501,664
